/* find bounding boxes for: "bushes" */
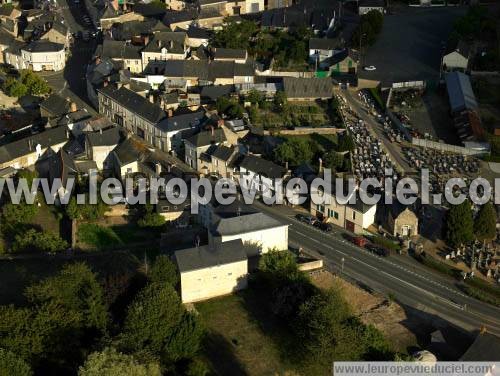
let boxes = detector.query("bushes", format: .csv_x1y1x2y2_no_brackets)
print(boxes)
255,250,394,370
372,236,400,251
12,229,67,254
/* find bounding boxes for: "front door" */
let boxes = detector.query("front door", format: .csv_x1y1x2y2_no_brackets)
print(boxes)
345,220,355,233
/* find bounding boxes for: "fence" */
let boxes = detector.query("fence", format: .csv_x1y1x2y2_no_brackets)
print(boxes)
411,138,489,156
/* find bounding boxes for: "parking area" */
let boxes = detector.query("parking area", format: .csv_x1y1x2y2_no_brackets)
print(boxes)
359,5,466,86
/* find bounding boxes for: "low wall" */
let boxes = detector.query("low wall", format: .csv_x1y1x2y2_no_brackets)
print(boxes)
412,138,488,156
265,127,345,136
298,259,324,271
256,70,315,78
104,204,129,217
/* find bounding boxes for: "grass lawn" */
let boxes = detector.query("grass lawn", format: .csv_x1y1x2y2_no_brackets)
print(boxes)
76,223,161,251
196,292,299,376
283,133,338,150
30,200,63,235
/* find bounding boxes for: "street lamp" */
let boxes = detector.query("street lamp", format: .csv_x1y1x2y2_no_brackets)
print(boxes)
341,257,345,273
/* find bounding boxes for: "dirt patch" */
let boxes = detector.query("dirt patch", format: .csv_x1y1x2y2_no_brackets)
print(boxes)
311,271,418,352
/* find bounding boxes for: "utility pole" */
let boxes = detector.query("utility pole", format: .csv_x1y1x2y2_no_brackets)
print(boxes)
341,257,345,274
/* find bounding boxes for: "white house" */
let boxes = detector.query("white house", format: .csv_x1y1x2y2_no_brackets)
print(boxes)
309,38,338,64
310,183,377,234
210,211,289,254
238,154,289,201
20,41,66,71
442,40,471,72
85,127,122,170
175,239,248,303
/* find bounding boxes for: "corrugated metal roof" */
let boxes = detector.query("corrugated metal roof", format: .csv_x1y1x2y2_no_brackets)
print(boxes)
445,72,477,113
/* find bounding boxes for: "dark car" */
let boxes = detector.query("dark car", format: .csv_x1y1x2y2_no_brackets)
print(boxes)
295,214,317,225
314,221,333,232
366,244,390,257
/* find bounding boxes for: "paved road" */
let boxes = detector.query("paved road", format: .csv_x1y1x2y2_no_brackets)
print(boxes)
41,0,98,112
251,201,500,337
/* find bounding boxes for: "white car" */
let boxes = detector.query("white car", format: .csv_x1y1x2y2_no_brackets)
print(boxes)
364,65,377,71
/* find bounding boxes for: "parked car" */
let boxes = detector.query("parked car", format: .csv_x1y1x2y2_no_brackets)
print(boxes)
351,236,367,247
366,244,390,257
317,222,333,232
295,214,317,225
364,65,376,71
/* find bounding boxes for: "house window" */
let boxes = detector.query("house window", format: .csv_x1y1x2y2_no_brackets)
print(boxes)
162,206,169,211
352,211,356,220
316,204,324,213
227,272,232,276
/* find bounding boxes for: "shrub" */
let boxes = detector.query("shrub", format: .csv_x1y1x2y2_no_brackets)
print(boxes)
12,229,67,254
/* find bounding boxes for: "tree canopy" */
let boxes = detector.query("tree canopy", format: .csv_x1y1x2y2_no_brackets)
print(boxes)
474,202,497,242
12,229,68,254
78,347,161,376
445,200,474,248
0,348,32,376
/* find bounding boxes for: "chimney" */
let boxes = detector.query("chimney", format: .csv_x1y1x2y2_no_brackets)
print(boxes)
285,161,288,170
70,102,77,113
143,35,149,46
66,129,70,139
210,126,214,136
155,162,162,175
149,94,155,104
170,40,174,49
318,157,323,174
167,108,173,117
111,0,119,11
28,138,33,151
95,56,101,65
157,39,162,48
103,79,108,87
99,128,103,135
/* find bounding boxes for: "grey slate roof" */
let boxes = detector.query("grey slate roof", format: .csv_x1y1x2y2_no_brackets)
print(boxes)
211,212,285,236
86,127,121,147
175,239,246,273
282,77,332,99
239,155,287,179
40,94,71,118
359,0,384,7
200,84,234,100
0,126,68,164
309,38,337,50
98,85,166,124
186,25,212,40
460,332,500,361
211,145,235,161
101,40,142,60
157,110,205,132
112,137,145,166
23,40,64,53
445,72,478,113
143,31,186,54
213,48,247,60
185,128,226,147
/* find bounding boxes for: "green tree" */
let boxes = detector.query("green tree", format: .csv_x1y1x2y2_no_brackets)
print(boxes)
137,205,165,228
212,18,258,49
274,138,314,166
0,303,81,367
337,134,355,152
149,255,178,287
324,151,344,171
445,200,474,248
66,196,109,221
0,348,32,376
3,77,27,98
185,358,210,376
474,202,497,242
25,263,108,331
163,312,204,362
20,70,51,96
12,229,67,254
273,90,287,111
78,347,161,376
120,284,184,354
1,202,38,224
247,89,263,105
